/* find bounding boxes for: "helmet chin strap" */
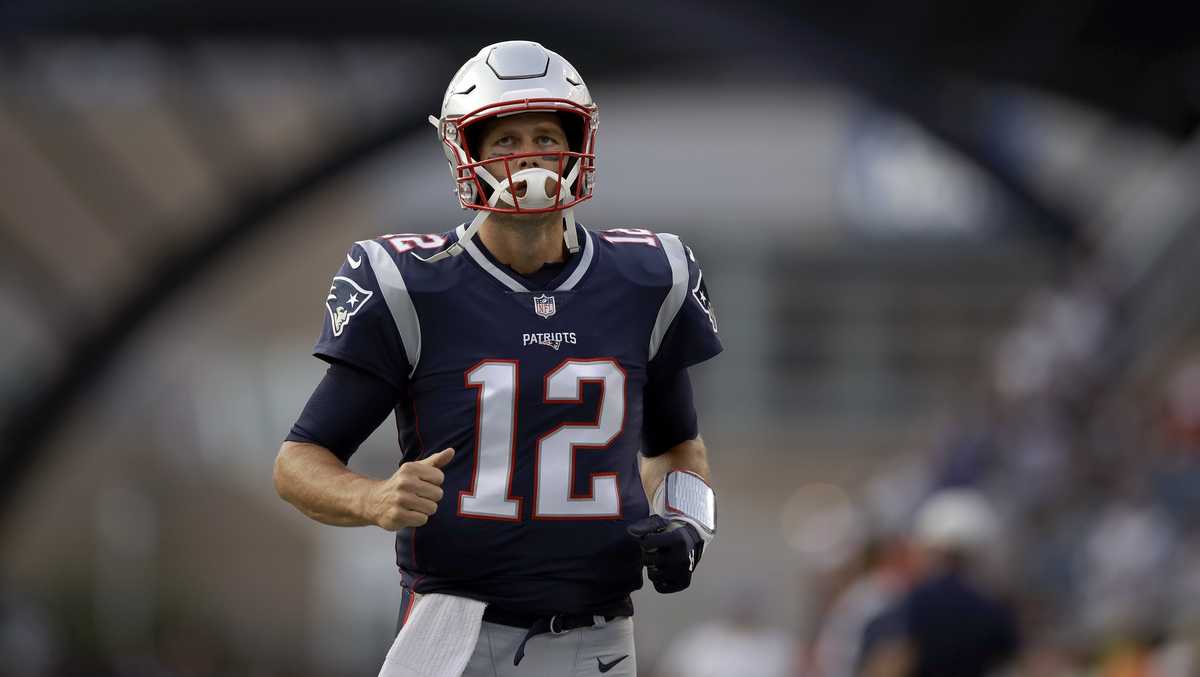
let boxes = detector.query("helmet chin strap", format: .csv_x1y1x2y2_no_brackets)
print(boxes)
417,160,581,263
562,206,579,254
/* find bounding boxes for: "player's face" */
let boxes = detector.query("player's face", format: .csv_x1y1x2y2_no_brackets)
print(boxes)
474,112,569,205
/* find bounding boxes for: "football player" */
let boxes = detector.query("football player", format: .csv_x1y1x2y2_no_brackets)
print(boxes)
273,40,722,677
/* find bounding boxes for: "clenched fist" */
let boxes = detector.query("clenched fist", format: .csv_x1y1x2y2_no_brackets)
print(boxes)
627,515,705,593
364,448,454,530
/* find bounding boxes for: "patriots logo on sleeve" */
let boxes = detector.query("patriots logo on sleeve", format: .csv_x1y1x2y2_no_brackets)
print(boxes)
692,269,718,333
325,276,374,337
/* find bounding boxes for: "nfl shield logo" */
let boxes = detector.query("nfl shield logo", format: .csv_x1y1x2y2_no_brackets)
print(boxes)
533,294,556,319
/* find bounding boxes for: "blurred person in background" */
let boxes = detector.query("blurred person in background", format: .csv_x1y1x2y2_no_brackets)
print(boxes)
809,536,913,677
272,40,722,677
653,586,797,677
858,489,1018,677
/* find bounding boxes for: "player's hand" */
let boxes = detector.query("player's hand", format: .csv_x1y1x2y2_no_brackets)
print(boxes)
627,515,704,594
365,448,454,530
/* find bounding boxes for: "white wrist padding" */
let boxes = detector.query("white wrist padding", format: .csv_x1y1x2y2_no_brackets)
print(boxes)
652,470,716,543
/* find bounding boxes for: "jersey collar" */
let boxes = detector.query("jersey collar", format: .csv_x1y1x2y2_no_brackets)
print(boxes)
455,222,594,293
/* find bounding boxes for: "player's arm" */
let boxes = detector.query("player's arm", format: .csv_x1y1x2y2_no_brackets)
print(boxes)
639,436,710,499
628,368,716,593
638,364,712,497
638,362,709,489
275,441,453,529
275,440,380,526
273,362,453,530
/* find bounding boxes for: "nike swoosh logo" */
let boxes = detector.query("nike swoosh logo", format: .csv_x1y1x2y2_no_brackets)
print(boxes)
346,253,362,269
597,655,629,673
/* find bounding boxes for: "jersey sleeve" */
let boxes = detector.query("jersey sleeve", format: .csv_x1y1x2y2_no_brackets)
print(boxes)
641,367,699,457
286,362,400,463
648,236,723,375
312,242,411,390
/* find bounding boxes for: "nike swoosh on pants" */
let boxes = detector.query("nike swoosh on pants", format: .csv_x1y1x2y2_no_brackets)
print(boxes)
597,654,629,673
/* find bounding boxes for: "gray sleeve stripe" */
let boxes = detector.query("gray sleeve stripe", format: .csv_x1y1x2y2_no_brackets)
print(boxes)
358,240,421,375
649,233,689,361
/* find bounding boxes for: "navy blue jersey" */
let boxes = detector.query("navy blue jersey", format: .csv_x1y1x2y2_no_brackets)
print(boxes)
312,224,721,615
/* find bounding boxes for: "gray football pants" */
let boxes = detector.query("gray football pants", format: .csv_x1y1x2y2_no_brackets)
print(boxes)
462,618,636,677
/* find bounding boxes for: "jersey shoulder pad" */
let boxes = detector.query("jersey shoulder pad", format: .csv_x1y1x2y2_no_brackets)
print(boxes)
353,229,465,295
592,226,689,289
317,235,451,386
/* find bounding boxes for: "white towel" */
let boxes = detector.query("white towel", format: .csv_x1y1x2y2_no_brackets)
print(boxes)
377,593,487,677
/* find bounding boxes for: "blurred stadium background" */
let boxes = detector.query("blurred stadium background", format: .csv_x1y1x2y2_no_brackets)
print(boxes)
2,2,1199,675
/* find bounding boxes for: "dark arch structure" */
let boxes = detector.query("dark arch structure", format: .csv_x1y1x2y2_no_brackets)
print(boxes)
12,0,1181,511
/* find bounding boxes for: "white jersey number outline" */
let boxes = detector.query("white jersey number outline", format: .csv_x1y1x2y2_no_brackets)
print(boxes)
384,233,448,254
458,358,625,521
601,227,658,247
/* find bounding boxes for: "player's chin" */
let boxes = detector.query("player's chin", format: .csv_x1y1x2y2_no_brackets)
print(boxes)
492,206,564,225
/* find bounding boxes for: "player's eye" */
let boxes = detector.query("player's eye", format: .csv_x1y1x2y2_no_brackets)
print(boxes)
493,135,514,147
537,135,560,146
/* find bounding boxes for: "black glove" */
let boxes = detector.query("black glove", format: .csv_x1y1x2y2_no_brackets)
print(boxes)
627,515,705,593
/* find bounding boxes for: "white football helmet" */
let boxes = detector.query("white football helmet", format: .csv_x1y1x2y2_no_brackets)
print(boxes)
422,40,598,262
912,488,999,554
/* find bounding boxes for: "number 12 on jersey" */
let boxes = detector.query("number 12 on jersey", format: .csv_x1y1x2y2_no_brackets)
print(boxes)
459,359,626,521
